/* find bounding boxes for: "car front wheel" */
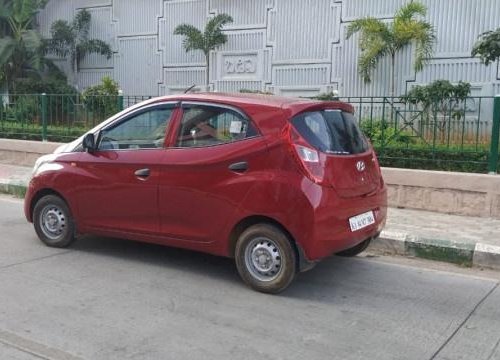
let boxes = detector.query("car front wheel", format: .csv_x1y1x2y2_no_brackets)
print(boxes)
33,195,76,248
235,224,297,294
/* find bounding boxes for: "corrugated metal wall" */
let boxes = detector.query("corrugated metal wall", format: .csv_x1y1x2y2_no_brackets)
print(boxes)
38,0,500,97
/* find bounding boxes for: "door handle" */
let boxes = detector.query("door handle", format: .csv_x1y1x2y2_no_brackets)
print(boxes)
134,168,150,179
228,161,248,173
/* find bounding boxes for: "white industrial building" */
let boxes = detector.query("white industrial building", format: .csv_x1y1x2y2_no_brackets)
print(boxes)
37,0,500,97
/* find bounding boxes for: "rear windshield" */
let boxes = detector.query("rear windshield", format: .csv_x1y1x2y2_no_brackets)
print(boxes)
291,110,369,155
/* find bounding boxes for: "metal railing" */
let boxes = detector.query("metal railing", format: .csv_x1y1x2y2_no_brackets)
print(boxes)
339,96,500,173
0,93,499,173
0,93,152,142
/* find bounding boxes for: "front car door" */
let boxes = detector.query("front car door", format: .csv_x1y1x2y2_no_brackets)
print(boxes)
76,102,177,235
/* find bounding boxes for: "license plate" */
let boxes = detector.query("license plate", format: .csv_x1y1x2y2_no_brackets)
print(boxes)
349,211,375,232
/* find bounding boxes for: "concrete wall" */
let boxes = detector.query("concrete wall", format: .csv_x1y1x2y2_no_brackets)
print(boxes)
37,0,500,97
382,168,500,219
0,139,60,167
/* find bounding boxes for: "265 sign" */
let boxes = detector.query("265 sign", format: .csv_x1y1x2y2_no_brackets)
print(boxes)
224,58,256,74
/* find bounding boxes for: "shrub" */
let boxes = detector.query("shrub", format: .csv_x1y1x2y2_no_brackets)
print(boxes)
12,78,78,95
239,89,274,95
82,76,120,119
311,92,339,101
360,119,414,146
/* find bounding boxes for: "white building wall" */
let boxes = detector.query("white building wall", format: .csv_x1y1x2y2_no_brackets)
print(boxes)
38,0,500,97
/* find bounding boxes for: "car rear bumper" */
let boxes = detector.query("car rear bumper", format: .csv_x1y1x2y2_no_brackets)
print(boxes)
297,181,387,261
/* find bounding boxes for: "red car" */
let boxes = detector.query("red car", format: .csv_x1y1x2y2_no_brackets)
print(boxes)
24,93,387,293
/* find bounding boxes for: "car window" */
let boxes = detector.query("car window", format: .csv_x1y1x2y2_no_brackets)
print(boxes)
98,107,174,151
291,110,369,155
176,105,257,148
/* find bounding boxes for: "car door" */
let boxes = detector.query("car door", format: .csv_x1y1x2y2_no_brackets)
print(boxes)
76,102,177,235
159,102,269,244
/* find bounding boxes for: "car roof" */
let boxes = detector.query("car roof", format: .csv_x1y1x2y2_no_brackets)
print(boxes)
149,92,354,117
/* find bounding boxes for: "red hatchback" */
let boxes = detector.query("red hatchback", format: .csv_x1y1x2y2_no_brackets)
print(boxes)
25,93,387,293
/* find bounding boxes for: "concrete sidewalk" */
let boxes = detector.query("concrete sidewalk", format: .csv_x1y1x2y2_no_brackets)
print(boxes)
1,163,499,270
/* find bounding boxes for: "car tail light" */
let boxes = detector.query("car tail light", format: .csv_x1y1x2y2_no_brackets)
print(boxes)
287,125,326,184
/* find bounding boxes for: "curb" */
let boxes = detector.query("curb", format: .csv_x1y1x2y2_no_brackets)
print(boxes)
370,230,500,270
0,180,27,198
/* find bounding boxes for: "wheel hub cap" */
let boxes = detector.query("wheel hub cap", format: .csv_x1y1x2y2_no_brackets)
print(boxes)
245,237,282,282
40,206,66,240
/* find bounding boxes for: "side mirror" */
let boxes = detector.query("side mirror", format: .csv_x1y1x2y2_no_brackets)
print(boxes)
82,133,96,153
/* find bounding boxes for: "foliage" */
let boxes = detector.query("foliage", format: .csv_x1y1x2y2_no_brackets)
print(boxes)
400,80,471,140
0,0,49,91
375,146,492,173
0,121,87,142
82,76,120,118
4,94,38,121
44,8,112,72
239,89,274,95
360,119,414,146
311,92,339,101
472,28,500,65
12,77,78,94
174,13,233,87
346,1,435,95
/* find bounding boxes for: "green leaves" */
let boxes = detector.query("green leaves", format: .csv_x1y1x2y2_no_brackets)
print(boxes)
173,13,233,87
472,28,500,65
174,24,204,54
174,13,233,56
346,1,435,94
401,80,471,107
0,37,15,66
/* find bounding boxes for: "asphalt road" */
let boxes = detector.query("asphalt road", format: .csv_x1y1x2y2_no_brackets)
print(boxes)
0,195,499,360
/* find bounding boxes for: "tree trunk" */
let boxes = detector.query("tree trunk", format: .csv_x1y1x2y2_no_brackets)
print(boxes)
205,53,210,91
390,52,396,98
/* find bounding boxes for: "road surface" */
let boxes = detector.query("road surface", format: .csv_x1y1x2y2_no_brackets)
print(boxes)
0,195,499,360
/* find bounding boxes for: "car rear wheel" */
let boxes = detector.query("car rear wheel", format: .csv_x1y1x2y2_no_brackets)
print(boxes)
235,224,297,294
33,195,76,248
336,237,371,257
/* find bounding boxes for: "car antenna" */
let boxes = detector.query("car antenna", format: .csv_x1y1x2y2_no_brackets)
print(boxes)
184,84,196,94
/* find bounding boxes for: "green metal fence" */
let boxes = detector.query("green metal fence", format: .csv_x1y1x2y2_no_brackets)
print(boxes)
0,93,152,142
0,93,499,173
340,96,500,173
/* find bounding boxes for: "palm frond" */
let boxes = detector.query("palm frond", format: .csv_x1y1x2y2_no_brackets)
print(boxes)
174,23,205,53
73,8,91,41
20,28,40,50
412,22,435,71
204,14,233,50
395,1,426,22
346,18,390,40
357,38,389,83
78,39,112,59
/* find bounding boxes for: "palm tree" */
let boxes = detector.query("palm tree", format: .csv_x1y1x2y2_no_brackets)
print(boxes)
346,1,435,96
0,0,48,92
174,13,233,89
44,9,112,74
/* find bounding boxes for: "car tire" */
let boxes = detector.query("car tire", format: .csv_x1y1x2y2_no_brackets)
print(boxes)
235,224,297,294
336,237,371,257
33,195,76,248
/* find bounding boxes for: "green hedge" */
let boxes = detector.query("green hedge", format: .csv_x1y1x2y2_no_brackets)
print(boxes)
376,147,495,173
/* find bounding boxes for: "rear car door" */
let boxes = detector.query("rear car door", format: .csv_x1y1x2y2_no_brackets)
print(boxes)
159,102,268,245
76,103,176,235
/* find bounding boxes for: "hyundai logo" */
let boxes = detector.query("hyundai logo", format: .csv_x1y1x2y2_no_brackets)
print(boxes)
356,161,366,172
